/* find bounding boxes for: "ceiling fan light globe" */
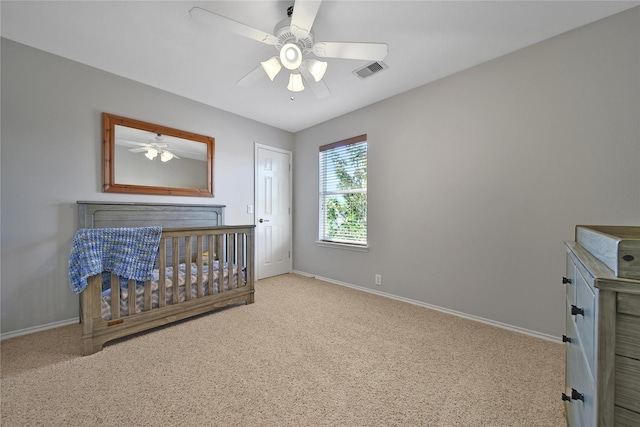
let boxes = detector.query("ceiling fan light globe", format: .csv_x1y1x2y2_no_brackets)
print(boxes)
160,151,174,162
307,59,328,82
287,73,305,92
261,56,282,81
280,43,302,70
145,148,158,160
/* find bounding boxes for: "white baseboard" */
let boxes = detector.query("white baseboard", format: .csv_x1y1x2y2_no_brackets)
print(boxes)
292,270,561,343
1,317,79,341
3,272,561,344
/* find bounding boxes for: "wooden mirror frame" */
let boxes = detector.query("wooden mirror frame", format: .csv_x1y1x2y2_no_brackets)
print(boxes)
102,113,215,197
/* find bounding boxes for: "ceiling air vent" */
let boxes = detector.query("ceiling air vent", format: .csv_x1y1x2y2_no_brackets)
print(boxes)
353,61,388,79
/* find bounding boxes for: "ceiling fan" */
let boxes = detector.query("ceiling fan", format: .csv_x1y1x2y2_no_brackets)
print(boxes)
127,134,180,162
189,0,388,98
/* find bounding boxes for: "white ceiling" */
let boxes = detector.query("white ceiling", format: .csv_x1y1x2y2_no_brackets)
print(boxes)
2,1,638,133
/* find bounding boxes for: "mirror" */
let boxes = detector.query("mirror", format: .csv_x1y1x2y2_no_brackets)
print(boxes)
103,113,214,197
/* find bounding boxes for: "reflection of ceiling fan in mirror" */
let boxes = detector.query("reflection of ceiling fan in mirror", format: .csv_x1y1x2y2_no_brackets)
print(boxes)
189,0,388,98
127,134,180,162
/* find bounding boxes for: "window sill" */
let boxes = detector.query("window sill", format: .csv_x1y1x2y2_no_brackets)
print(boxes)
315,241,369,252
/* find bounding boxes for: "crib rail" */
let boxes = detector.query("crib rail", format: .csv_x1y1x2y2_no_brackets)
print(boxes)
81,225,255,355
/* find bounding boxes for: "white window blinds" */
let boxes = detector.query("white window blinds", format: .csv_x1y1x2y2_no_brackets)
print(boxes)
319,134,367,245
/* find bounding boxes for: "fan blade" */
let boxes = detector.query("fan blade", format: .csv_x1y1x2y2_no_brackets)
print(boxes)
237,64,268,87
290,0,322,40
117,139,149,146
313,42,388,61
129,147,148,153
189,6,277,46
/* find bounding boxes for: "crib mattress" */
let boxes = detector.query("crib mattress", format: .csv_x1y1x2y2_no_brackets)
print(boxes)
101,262,242,320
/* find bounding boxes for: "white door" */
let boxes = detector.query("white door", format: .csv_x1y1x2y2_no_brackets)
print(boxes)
255,144,292,279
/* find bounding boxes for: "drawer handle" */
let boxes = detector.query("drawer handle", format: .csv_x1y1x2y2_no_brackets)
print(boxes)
562,335,572,343
571,305,584,316
622,254,635,262
562,276,572,284
562,393,571,401
571,388,585,402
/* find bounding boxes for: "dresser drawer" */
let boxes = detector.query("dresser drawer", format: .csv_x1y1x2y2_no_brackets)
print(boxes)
615,355,640,413
616,313,640,360
615,406,640,427
574,267,596,377
565,307,596,427
618,293,640,316
566,253,577,306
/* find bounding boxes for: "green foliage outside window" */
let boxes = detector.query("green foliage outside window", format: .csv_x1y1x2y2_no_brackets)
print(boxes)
322,142,367,244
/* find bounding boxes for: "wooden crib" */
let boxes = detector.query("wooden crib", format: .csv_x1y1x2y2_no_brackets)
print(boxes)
76,202,255,355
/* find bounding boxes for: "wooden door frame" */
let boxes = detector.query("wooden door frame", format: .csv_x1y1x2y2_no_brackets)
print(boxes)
254,143,293,279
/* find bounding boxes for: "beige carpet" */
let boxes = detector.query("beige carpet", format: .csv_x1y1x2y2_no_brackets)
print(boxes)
1,273,565,426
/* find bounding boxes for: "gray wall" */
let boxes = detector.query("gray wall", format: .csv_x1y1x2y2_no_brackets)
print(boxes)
293,8,640,339
2,7,639,340
0,38,294,334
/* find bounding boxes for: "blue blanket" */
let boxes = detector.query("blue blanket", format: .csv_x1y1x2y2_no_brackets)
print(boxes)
68,227,162,294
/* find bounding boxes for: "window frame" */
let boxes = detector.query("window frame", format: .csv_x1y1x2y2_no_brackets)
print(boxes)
317,134,368,251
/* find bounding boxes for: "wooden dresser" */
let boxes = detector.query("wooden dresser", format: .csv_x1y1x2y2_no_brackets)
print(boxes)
563,226,640,427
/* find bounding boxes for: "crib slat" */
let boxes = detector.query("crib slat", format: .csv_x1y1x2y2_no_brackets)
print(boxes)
244,232,248,285
144,280,151,312
172,237,180,304
232,233,238,288
227,233,233,290
196,235,203,298
238,233,245,287
238,233,244,288
228,233,234,289
208,235,215,295
89,275,101,320
159,238,166,308
111,273,120,319
231,233,237,289
234,234,239,288
185,235,192,301
217,234,225,292
128,279,136,315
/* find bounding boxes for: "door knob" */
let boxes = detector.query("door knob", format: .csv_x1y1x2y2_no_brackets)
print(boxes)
259,218,270,223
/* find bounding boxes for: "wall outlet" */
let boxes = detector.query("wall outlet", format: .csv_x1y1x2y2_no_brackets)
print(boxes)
375,274,382,286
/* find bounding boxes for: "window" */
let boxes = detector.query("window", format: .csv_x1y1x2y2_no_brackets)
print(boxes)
319,134,367,247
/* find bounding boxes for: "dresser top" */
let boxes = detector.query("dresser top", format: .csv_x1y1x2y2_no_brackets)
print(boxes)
576,225,640,240
566,241,640,295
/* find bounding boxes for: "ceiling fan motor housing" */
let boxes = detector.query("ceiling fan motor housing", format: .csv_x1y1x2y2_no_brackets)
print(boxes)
273,17,314,54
